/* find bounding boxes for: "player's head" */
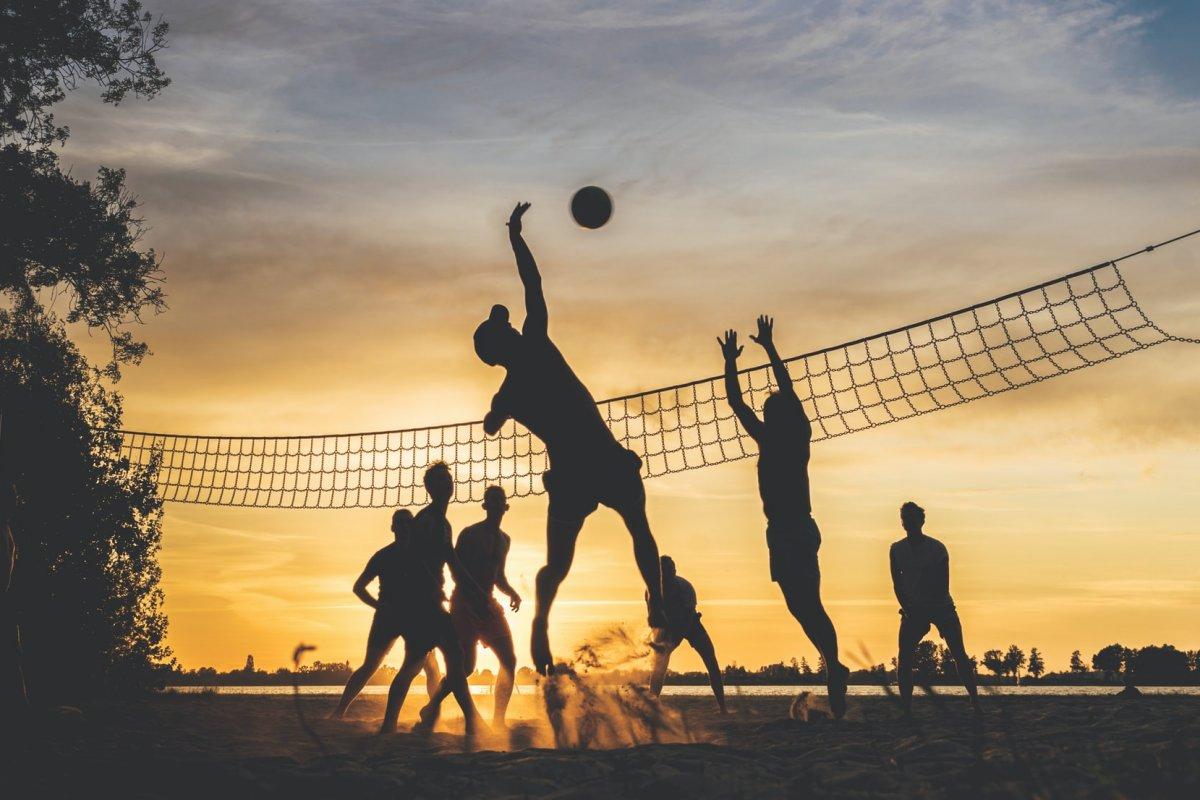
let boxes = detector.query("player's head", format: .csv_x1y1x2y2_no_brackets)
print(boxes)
423,462,454,503
763,392,803,433
482,485,508,519
474,304,522,367
900,501,925,533
660,554,676,578
390,508,414,539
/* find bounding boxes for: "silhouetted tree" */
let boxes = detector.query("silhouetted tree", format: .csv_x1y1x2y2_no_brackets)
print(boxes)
243,655,256,674
912,640,939,683
1027,648,1045,680
982,649,1005,680
0,1,171,702
1069,650,1087,673
1130,645,1191,685
1092,644,1125,682
1003,645,1026,684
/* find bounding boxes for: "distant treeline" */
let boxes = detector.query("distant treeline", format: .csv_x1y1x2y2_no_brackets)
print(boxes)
163,643,1200,688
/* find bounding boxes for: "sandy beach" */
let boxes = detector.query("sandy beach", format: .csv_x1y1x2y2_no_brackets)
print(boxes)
9,689,1199,798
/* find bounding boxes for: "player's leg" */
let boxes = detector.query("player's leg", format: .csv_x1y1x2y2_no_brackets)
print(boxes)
778,567,848,718
416,608,475,730
422,651,441,697
936,611,981,714
613,493,666,628
897,614,929,717
380,640,434,734
484,620,517,727
648,638,676,697
686,623,727,713
532,514,585,674
333,624,394,718
436,613,485,735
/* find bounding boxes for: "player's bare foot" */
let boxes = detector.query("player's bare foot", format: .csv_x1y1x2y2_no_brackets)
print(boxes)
532,616,553,675
412,701,440,733
828,663,849,720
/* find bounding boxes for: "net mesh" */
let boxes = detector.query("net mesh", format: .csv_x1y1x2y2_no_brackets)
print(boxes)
118,261,1191,508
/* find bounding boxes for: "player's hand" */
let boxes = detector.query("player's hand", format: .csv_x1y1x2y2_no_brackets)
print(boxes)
483,409,507,436
507,202,531,235
509,594,521,613
717,330,743,362
749,315,774,348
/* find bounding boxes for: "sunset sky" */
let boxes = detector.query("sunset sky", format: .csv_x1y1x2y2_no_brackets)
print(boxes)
56,0,1200,675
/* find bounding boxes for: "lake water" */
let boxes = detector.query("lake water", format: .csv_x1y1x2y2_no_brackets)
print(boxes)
165,684,1200,697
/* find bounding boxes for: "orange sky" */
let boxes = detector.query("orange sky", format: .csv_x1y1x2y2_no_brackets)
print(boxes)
53,0,1200,674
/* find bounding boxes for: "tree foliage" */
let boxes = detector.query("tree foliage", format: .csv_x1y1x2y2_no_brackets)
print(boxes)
0,0,169,148
2,306,168,697
1027,647,1045,679
1,0,171,700
1,1,169,375
1092,644,1125,681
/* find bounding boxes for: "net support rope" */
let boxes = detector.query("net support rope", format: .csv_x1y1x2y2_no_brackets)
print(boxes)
118,232,1200,508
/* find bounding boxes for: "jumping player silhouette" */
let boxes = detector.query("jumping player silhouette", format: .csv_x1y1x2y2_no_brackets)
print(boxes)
891,501,980,716
719,315,850,719
473,202,667,674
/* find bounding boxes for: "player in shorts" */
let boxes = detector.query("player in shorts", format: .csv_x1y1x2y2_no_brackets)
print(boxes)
719,315,850,718
472,202,666,674
374,464,486,735
646,555,726,713
332,508,440,719
417,485,522,728
890,501,980,716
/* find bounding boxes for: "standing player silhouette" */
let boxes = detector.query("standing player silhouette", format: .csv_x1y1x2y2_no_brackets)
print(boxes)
719,316,850,718
473,202,667,674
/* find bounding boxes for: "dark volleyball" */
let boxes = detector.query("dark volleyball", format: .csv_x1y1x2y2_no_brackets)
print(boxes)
570,185,613,229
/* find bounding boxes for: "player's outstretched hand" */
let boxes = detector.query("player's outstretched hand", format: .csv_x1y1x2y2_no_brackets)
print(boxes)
510,594,521,613
718,329,743,362
507,202,531,235
749,314,774,348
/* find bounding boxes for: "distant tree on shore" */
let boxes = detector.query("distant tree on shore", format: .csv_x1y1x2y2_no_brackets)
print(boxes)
1069,650,1087,673
1130,645,1191,684
983,649,1006,680
1003,645,1026,685
1093,644,1125,681
1027,648,1045,680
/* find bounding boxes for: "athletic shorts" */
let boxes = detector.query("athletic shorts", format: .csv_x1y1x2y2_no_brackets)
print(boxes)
900,605,961,640
766,516,822,584
543,446,645,522
450,594,513,653
656,612,704,649
367,603,449,652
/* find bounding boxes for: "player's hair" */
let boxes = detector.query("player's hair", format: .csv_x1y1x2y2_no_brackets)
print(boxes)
660,554,675,570
423,461,452,491
483,485,506,505
900,501,925,522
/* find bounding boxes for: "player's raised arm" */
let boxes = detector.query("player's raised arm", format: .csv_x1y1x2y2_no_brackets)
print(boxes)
750,315,797,400
719,330,765,442
507,202,547,336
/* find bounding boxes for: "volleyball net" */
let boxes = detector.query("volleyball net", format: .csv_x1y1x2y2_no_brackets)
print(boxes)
118,234,1199,509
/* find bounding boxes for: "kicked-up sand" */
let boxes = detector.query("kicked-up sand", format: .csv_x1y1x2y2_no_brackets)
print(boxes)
7,688,1200,798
